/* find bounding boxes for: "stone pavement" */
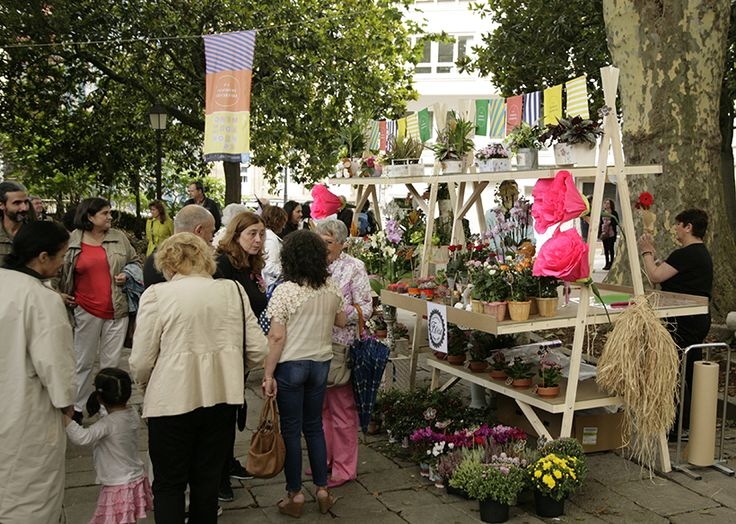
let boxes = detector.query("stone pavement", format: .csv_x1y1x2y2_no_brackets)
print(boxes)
62,244,736,522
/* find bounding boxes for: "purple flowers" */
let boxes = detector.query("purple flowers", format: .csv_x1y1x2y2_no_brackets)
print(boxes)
384,219,403,244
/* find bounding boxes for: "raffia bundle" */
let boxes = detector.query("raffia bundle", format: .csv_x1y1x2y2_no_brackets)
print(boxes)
596,295,679,473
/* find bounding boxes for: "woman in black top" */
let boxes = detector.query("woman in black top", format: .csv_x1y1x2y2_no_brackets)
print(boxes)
599,199,619,270
281,201,302,238
214,210,267,498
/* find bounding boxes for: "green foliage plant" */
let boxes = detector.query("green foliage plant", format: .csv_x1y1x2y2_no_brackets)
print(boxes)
447,325,469,357
431,111,475,161
506,357,535,380
505,122,543,153
385,135,424,164
539,116,603,147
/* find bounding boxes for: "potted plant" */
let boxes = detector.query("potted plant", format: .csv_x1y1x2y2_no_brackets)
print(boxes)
507,261,533,321
417,277,437,301
540,116,603,167
446,325,468,365
475,143,510,173
505,122,543,169
431,111,475,174
437,449,468,497
489,351,508,380
467,330,493,372
334,119,369,176
450,452,527,523
527,452,587,518
359,154,383,177
532,275,561,317
367,315,388,338
385,135,425,177
537,356,563,397
481,265,510,321
506,356,534,388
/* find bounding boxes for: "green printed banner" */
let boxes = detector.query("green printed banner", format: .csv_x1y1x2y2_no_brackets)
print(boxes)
418,108,432,142
474,99,489,136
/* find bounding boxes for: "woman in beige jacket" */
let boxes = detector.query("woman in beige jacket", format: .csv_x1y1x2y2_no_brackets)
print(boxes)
130,233,267,523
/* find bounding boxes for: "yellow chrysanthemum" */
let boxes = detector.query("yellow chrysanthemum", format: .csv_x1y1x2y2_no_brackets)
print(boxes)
553,469,562,479
543,461,552,470
543,474,556,488
571,472,577,480
534,470,542,478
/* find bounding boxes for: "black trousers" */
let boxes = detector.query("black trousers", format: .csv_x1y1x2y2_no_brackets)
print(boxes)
602,237,616,266
148,403,235,524
670,314,711,430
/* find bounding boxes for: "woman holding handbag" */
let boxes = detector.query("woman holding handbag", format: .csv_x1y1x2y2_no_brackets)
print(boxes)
261,230,347,518
316,219,373,488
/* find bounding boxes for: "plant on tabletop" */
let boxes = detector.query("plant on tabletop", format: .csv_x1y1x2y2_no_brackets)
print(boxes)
475,143,509,161
360,154,382,177
432,111,475,162
506,356,535,384
537,356,563,393
446,325,469,363
505,122,544,153
539,116,603,147
507,259,533,302
533,275,562,299
385,135,424,165
489,351,508,379
528,452,586,502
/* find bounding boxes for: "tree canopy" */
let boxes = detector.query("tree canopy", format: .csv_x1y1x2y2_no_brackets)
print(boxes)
0,0,422,203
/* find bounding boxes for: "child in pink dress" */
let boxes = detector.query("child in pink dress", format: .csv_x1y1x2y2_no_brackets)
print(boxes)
65,367,153,524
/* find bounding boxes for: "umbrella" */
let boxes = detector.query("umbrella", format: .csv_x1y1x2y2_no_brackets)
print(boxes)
349,337,390,433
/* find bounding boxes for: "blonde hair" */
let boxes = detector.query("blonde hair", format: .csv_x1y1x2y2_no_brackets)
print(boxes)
155,232,216,277
216,211,265,273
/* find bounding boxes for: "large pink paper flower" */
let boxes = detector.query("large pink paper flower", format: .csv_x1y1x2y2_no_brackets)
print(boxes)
533,227,590,282
311,184,345,219
531,170,589,233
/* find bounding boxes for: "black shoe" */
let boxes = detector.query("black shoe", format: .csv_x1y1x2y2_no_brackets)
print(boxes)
218,482,234,502
229,461,254,480
72,410,84,425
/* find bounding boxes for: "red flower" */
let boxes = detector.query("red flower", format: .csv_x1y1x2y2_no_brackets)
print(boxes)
448,245,457,253
636,191,654,210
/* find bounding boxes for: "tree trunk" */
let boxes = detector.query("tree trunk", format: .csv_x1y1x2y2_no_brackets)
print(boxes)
223,161,241,205
603,0,735,322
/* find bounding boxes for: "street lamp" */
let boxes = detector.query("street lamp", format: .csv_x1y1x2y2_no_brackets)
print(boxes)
148,103,168,200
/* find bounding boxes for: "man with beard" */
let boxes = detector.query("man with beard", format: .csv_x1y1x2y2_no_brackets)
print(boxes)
0,181,30,266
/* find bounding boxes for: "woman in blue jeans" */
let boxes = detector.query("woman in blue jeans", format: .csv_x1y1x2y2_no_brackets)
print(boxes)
262,230,346,518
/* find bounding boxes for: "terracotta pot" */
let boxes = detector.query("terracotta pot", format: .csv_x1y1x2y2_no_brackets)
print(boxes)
507,300,532,321
420,288,434,300
447,354,466,365
537,385,561,398
489,369,508,380
468,360,489,372
374,330,387,338
535,297,558,317
511,377,533,388
408,287,420,297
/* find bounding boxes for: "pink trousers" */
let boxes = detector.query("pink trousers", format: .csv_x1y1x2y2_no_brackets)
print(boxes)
322,384,359,483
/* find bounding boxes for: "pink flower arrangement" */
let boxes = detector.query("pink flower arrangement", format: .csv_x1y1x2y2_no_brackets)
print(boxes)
531,170,589,234
533,227,590,282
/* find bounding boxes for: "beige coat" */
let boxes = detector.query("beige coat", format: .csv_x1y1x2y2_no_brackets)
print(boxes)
0,269,76,523
60,228,138,319
130,273,267,418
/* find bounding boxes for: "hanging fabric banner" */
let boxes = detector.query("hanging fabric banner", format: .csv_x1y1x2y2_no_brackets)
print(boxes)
368,120,380,151
203,30,256,163
406,113,420,139
397,117,407,139
418,108,432,143
379,120,387,151
523,91,541,126
433,103,447,135
488,97,506,139
385,120,397,151
505,95,523,134
565,75,589,119
474,99,489,136
544,84,563,125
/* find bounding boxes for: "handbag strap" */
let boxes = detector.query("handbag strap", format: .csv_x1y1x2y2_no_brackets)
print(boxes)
235,282,246,352
353,303,365,339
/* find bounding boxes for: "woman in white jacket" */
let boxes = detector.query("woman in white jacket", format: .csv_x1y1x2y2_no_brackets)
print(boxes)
0,221,76,524
130,232,267,523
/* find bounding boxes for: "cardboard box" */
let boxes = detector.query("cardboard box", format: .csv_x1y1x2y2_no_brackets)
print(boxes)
496,397,624,453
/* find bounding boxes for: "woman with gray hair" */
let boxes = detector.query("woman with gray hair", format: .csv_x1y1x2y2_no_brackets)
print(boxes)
212,203,249,247
315,218,373,487
130,232,267,522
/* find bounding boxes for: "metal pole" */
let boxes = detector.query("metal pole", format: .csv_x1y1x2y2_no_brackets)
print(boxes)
155,129,163,200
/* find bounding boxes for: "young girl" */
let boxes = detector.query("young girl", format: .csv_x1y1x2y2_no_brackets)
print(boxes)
65,367,153,524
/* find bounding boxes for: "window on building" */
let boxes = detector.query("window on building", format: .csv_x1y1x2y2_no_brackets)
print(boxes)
413,34,474,75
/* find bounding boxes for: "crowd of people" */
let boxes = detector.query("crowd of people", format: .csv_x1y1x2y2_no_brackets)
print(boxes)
0,176,716,522
0,179,375,523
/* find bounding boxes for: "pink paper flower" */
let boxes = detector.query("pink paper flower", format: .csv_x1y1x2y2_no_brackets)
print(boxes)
531,170,589,234
533,227,590,282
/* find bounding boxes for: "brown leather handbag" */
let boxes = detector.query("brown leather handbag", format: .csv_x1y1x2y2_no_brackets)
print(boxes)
246,396,286,478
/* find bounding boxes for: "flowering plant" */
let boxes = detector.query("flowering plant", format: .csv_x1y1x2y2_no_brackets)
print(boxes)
366,315,387,334
485,194,533,257
506,356,535,380
451,453,527,504
447,325,469,357
634,191,654,210
360,155,381,177
538,357,563,387
471,261,510,302
507,258,534,302
475,143,509,161
528,453,585,501
533,275,562,299
491,351,508,372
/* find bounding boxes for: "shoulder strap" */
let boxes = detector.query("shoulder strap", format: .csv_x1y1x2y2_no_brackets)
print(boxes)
235,282,246,351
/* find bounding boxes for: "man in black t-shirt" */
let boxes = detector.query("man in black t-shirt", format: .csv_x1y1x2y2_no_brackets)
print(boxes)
638,209,712,436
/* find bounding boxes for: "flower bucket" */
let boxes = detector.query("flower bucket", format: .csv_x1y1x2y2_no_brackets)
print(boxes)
471,299,484,314
479,498,510,523
483,301,508,322
534,491,565,518
535,297,558,317
478,158,510,173
515,148,539,169
536,385,560,398
441,160,464,174
507,300,531,321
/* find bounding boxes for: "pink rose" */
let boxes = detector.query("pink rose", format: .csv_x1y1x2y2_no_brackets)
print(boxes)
531,170,588,233
533,228,590,282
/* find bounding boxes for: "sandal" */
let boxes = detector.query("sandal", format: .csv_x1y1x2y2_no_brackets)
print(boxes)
278,491,304,518
316,486,338,514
